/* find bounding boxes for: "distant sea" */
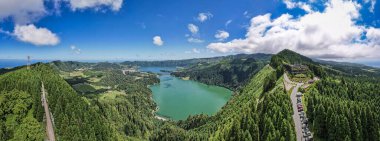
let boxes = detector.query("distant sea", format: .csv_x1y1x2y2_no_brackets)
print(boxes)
0,59,126,69
0,59,51,69
0,59,379,69
360,62,380,68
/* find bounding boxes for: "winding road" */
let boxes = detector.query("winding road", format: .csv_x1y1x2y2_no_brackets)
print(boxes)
41,82,56,141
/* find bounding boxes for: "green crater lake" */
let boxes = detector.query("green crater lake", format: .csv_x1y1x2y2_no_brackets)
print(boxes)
141,67,232,121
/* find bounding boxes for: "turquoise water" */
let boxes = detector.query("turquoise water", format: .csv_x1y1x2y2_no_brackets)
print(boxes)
141,67,232,121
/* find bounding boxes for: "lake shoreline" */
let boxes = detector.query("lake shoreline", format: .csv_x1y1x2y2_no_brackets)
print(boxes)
142,66,232,121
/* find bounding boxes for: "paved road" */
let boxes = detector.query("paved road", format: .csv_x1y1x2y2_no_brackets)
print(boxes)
42,82,56,141
291,83,303,141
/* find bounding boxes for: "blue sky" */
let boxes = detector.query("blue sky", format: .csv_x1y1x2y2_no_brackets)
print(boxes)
0,0,379,62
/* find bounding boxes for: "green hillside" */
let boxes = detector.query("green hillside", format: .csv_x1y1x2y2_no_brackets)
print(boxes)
0,64,112,140
172,54,270,90
270,49,380,140
1,50,380,141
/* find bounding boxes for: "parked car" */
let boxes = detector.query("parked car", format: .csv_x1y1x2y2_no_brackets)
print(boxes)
303,118,309,124
297,104,303,108
298,107,303,112
296,92,303,97
297,97,302,103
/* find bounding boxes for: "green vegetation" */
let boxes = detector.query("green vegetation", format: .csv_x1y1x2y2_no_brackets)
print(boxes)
1,50,380,140
304,77,380,140
0,64,112,140
123,53,271,68
172,54,270,90
150,66,295,140
51,61,159,140
272,49,380,140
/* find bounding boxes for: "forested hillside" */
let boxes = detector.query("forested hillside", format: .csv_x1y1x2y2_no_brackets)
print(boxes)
0,64,112,140
122,53,271,67
305,78,380,140
50,61,160,140
1,50,380,141
172,54,271,90
272,49,380,140
150,65,295,140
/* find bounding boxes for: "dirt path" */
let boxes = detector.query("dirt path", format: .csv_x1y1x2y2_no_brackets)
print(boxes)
41,82,56,141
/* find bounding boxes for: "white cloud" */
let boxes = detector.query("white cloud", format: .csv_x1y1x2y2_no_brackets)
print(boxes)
207,0,380,59
68,0,123,11
0,0,46,24
225,20,233,27
187,37,204,43
197,12,213,22
187,24,203,43
364,0,376,13
192,48,200,53
366,27,380,45
215,30,229,41
153,36,164,46
70,45,81,54
14,24,60,46
283,0,313,13
185,48,201,54
188,24,199,34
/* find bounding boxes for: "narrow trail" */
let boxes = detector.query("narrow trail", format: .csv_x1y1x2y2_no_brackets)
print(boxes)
41,82,56,141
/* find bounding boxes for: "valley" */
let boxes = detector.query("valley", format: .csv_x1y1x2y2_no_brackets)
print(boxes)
0,50,380,141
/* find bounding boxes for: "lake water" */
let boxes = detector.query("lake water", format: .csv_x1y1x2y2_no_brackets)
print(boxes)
140,67,232,121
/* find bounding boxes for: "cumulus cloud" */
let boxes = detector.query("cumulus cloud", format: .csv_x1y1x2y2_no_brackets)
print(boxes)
188,24,199,34
207,0,380,59
0,0,46,24
0,0,125,46
153,36,164,46
68,0,123,11
366,27,380,45
283,0,313,13
70,45,81,54
197,12,213,22
215,30,229,41
13,24,60,46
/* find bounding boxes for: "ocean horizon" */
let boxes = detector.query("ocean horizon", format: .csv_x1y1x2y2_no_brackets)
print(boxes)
1,59,379,69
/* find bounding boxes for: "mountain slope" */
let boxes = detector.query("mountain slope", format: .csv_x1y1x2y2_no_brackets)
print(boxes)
269,49,380,140
151,65,296,141
122,53,272,67
0,64,113,140
171,54,271,90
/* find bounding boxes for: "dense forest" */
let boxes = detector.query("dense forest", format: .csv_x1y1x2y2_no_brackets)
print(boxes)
122,53,271,67
1,49,380,140
0,64,112,140
273,50,380,140
172,54,271,90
